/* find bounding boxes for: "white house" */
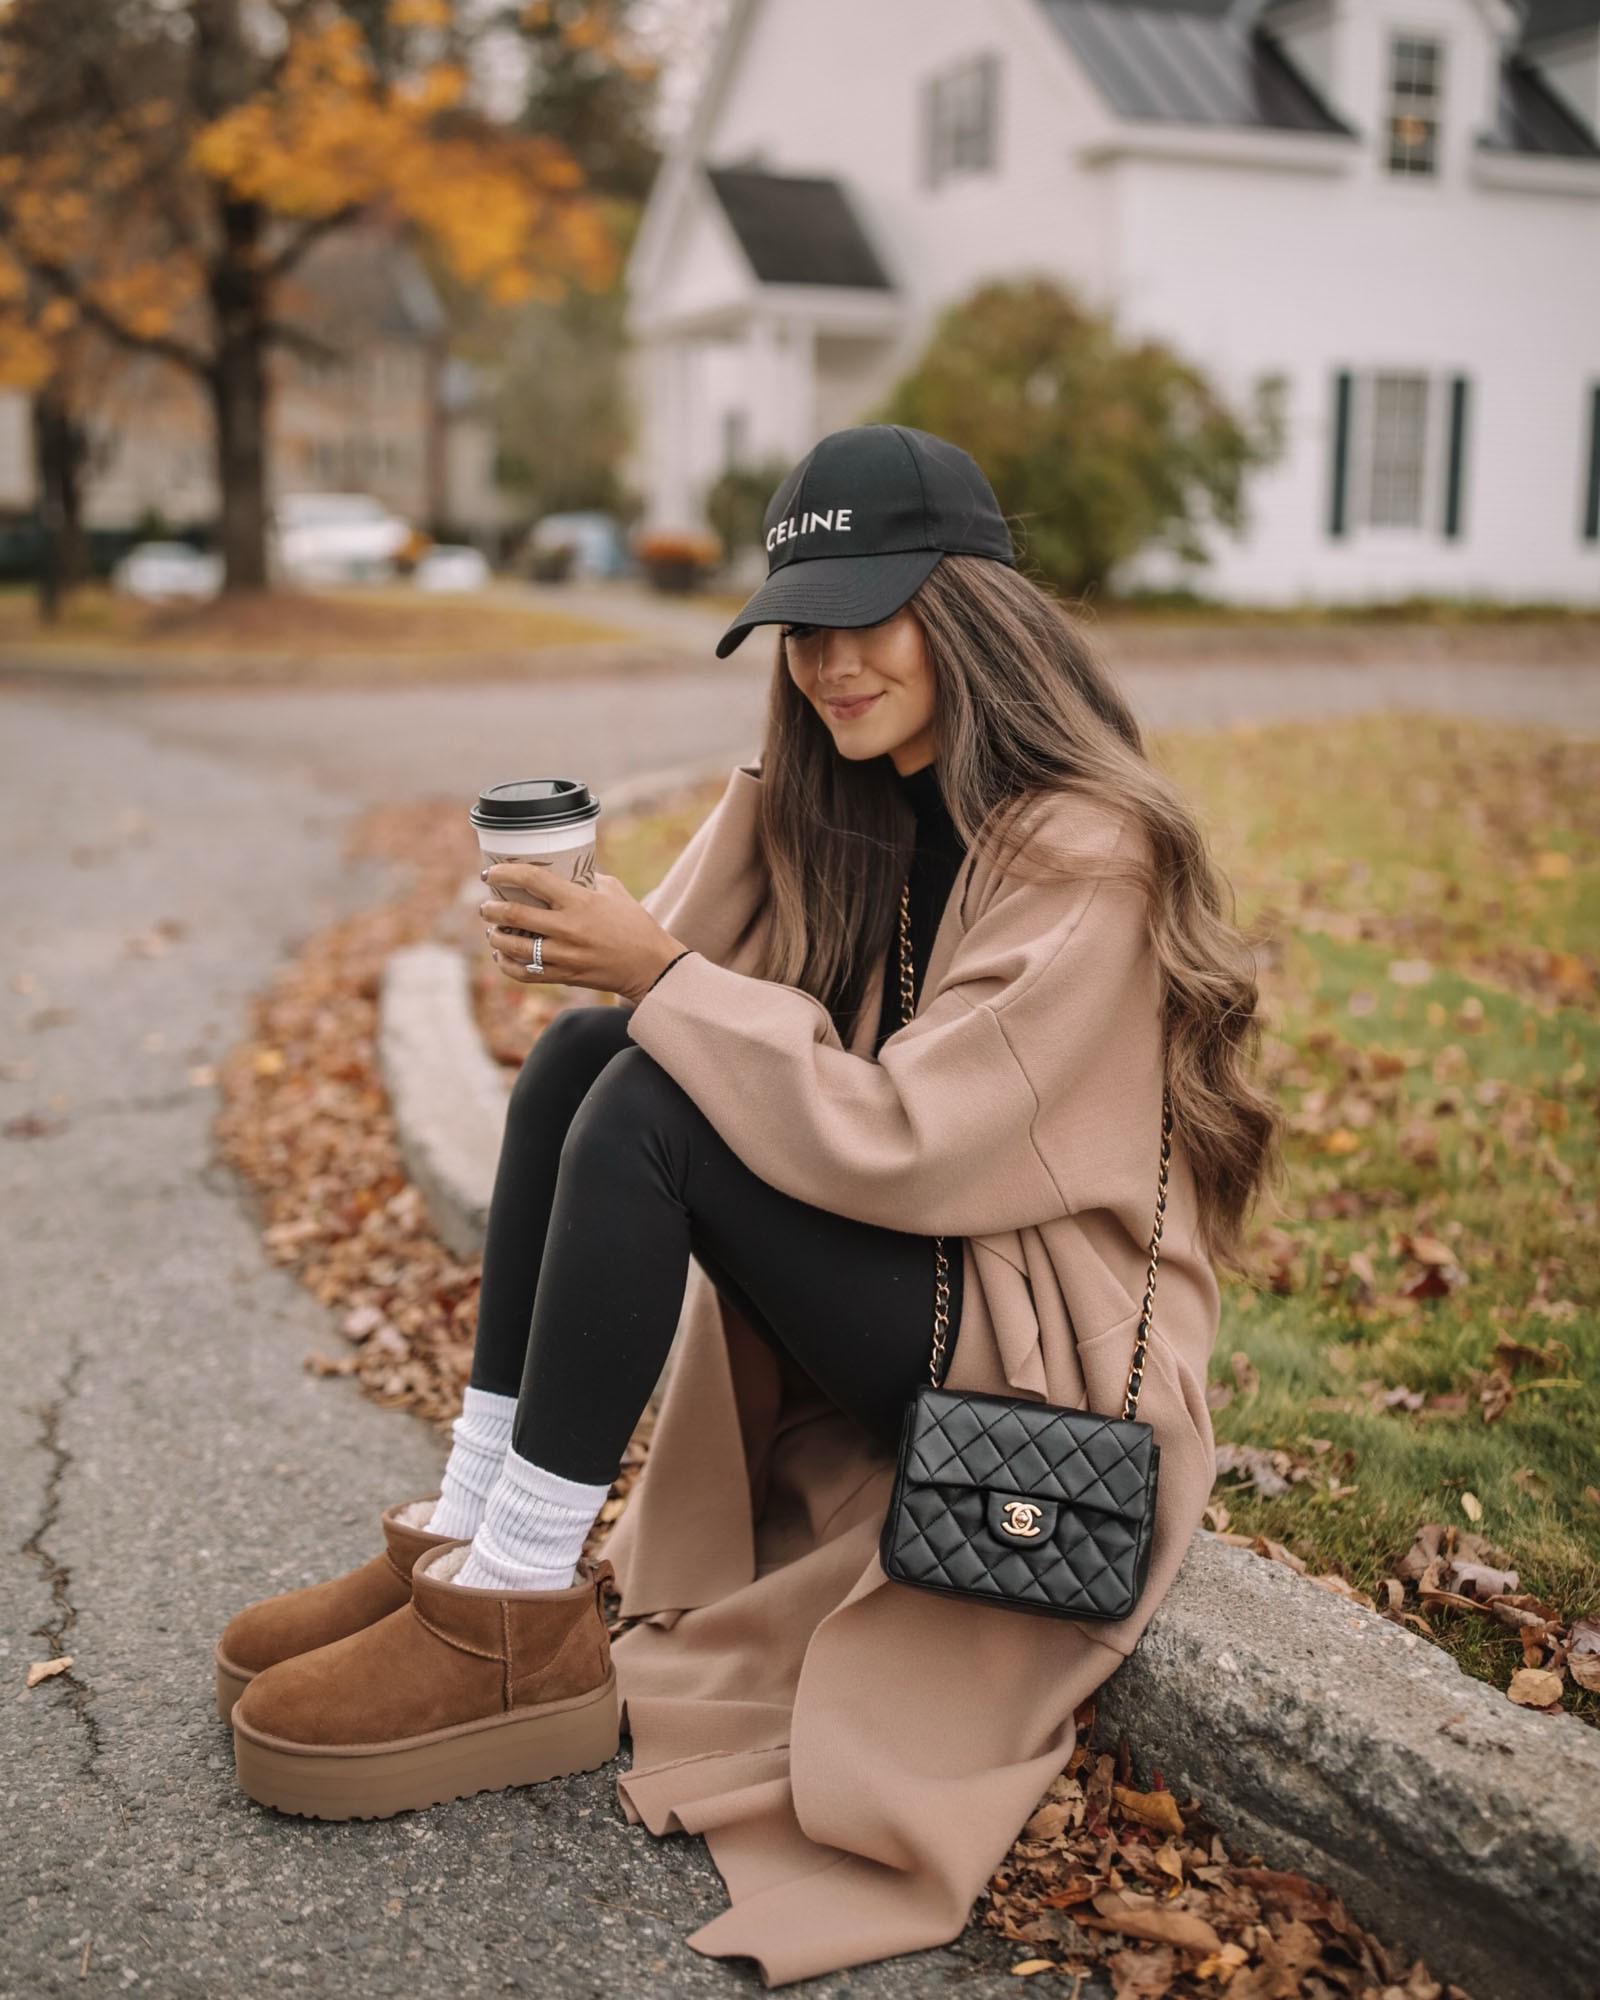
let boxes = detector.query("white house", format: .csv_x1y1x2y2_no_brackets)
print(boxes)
626,0,1600,603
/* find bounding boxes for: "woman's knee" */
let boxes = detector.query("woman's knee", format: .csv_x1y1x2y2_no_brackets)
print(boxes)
508,1004,633,1122
561,1045,698,1165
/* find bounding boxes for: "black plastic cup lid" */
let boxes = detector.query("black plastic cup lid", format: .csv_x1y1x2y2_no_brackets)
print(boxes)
469,778,600,831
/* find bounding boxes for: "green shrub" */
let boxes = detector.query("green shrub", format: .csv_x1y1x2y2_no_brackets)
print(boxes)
880,277,1282,598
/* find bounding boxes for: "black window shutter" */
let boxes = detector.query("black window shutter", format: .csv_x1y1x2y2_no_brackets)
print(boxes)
1329,371,1353,538
1443,376,1469,539
1585,385,1600,543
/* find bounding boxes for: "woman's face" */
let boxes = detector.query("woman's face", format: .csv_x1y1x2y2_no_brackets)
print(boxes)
782,608,937,774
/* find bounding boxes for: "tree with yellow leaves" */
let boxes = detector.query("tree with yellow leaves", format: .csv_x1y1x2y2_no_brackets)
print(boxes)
0,0,628,590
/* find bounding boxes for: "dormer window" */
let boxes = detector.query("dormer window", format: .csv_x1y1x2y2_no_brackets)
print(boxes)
1386,36,1442,176
923,55,1000,188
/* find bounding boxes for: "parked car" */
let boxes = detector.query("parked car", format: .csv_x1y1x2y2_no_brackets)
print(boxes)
274,493,411,585
414,543,491,593
110,542,223,602
527,511,627,582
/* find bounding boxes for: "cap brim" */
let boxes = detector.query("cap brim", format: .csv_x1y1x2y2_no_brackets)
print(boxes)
714,550,942,659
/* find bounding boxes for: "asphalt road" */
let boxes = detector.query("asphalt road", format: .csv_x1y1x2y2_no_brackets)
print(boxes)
0,680,1043,2000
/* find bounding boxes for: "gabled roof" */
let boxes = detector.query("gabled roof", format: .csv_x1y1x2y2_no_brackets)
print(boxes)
1519,0,1600,45
1491,56,1600,153
705,169,892,289
1037,0,1350,133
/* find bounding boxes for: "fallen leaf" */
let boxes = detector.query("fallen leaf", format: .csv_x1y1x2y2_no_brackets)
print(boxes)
1511,1467,1552,1500
1088,1888,1221,1955
1104,1947,1176,1999
1112,1785,1184,1837
1568,1654,1600,1694
1460,1492,1483,1522
1409,1233,1456,1267
26,1656,73,1687
1229,1351,1259,1398
1533,850,1573,879
1225,1918,1324,1999
1475,1370,1515,1423
1506,1667,1563,1709
3,1113,66,1140
1446,1560,1519,1599
1008,1961,1055,1978
1426,1393,1468,1413
1213,1442,1291,1499
1388,958,1432,985
1195,1943,1251,1979
1204,1382,1234,1411
1571,1618,1600,1654
253,1048,286,1076
1322,1127,1361,1154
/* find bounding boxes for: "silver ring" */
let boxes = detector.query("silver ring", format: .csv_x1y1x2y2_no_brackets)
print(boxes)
529,934,544,976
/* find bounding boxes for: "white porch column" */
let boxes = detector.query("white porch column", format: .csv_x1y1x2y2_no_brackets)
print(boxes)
648,334,697,531
746,314,817,466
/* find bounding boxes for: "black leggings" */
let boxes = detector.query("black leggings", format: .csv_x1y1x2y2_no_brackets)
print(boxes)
470,1005,962,1486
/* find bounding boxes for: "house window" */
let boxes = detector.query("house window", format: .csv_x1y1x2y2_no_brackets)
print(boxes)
923,55,1000,188
1386,37,1442,177
1327,370,1471,538
1367,373,1430,527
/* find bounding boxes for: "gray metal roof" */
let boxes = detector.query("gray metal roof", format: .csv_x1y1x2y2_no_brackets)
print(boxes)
1490,58,1600,154
1518,0,1600,45
1037,0,1350,133
706,169,892,290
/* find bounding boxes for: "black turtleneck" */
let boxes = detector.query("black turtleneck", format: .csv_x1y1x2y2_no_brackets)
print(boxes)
873,763,967,1055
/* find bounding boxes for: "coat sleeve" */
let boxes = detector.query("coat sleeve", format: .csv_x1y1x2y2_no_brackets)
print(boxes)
626,836,1162,1240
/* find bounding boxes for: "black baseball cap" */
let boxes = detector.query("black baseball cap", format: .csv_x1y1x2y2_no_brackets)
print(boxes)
714,424,1014,658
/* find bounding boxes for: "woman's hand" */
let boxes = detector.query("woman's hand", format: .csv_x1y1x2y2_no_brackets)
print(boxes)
481,864,687,1007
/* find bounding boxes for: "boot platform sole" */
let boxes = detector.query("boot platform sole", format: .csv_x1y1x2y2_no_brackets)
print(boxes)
214,1655,252,1722
232,1672,619,1820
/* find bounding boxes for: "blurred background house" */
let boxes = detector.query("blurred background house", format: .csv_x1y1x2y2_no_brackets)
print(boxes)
626,0,1600,603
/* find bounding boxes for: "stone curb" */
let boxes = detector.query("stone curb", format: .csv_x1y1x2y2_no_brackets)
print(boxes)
377,942,508,1260
1096,1535,1599,2000
377,885,1597,2000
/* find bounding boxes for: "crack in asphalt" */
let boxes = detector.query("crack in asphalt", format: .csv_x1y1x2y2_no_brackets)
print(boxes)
20,1349,123,1802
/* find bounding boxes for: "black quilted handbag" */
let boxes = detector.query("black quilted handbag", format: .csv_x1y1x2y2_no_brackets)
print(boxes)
878,881,1172,1622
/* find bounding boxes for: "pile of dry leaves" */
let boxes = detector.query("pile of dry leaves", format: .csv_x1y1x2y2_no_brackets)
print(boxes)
981,1705,1464,1998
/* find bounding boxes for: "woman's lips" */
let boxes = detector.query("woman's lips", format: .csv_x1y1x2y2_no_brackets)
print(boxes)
824,691,883,721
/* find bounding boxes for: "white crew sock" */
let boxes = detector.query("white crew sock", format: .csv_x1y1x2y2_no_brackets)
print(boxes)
453,1449,610,1592
426,1386,518,1540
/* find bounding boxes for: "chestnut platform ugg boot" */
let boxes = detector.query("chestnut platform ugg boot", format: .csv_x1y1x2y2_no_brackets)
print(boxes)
231,1547,618,1821
214,1499,449,1721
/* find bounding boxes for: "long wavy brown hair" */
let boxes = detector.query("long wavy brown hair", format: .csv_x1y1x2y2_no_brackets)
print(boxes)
753,553,1278,1264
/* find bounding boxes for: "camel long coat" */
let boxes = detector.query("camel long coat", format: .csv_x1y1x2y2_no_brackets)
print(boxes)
605,766,1221,1987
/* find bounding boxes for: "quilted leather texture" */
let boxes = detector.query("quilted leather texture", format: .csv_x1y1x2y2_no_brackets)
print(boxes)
881,1387,1160,1622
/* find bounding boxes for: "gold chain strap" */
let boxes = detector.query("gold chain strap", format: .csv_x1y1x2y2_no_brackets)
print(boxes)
898,883,953,1386
897,880,1169,1413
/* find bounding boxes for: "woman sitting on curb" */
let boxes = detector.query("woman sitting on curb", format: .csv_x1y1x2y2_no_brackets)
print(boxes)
216,424,1276,1988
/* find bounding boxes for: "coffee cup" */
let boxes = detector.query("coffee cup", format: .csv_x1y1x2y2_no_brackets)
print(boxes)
470,779,601,933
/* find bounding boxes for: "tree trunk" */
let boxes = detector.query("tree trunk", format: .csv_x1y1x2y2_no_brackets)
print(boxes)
32,382,90,622
208,197,271,592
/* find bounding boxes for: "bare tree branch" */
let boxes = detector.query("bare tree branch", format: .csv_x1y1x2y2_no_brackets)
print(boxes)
267,202,363,279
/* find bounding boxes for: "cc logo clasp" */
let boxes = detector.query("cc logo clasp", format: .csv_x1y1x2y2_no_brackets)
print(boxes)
1000,1500,1044,1539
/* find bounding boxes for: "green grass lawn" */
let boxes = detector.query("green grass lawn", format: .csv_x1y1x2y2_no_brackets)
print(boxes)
1160,719,1598,1714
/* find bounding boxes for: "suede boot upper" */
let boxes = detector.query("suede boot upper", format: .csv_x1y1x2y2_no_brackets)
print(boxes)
217,1498,449,1679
